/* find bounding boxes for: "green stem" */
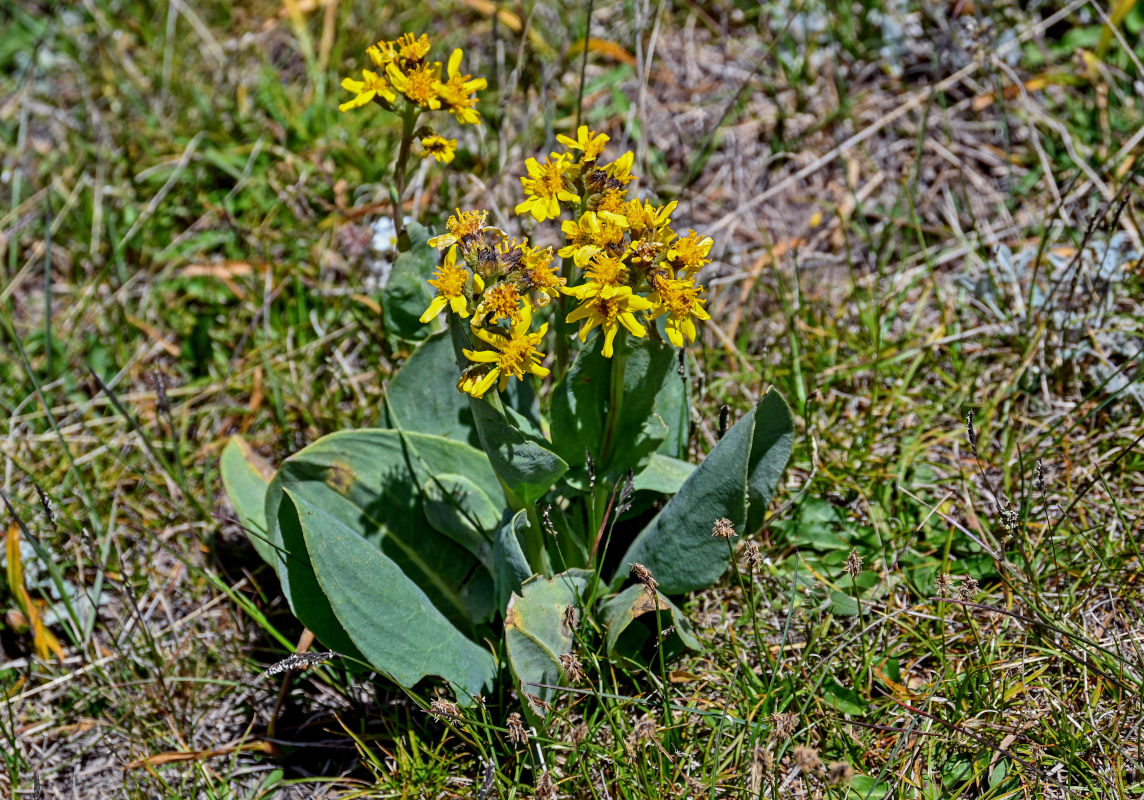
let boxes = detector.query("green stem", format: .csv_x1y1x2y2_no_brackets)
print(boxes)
597,335,630,468
392,104,418,241
523,504,552,577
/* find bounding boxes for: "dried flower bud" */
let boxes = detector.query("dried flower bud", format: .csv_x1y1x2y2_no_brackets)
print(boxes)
957,575,979,601
561,652,585,684
769,711,798,741
712,517,737,539
429,697,461,721
743,540,762,568
966,410,978,451
935,573,955,597
1033,459,1045,492
506,712,529,746
630,563,658,595
826,761,854,785
533,770,555,800
844,549,864,579
792,744,822,774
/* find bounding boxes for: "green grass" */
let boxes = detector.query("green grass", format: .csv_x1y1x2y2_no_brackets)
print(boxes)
3,0,1144,797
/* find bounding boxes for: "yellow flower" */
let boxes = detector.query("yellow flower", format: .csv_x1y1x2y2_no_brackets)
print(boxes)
648,276,710,347
626,199,678,236
420,135,457,164
473,283,524,326
667,230,713,272
603,151,636,185
517,242,565,306
394,33,432,65
338,69,397,111
366,41,397,69
438,49,487,125
386,62,442,109
564,283,654,357
592,189,630,227
460,305,550,398
428,209,497,252
515,154,579,221
420,245,473,322
582,253,629,287
557,126,609,162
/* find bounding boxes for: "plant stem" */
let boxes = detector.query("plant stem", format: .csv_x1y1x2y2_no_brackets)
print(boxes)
597,336,630,468
392,103,418,241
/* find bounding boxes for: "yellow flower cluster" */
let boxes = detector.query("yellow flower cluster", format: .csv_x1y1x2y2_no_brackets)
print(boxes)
420,128,712,398
339,33,486,164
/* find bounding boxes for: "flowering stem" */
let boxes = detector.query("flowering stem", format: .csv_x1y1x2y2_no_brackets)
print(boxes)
597,335,630,468
391,104,418,242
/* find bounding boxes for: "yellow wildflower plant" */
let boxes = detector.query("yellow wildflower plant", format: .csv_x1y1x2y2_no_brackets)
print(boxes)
385,61,442,109
417,125,713,398
420,135,457,164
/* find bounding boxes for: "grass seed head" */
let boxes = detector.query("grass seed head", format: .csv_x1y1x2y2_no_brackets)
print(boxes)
826,761,855,785
935,573,955,596
792,744,822,775
533,770,555,800
743,540,762,568
506,712,529,746
560,652,585,683
429,697,461,721
769,711,799,741
630,562,658,595
844,549,864,578
712,517,737,539
957,575,980,601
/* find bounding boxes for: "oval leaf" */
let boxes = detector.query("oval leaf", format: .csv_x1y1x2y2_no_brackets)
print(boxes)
469,398,567,504
220,435,276,564
386,330,479,446
288,487,496,699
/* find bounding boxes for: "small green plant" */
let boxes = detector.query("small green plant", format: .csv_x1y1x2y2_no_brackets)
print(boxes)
221,32,794,719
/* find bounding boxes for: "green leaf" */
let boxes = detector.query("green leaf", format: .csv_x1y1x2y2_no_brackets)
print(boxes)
550,335,608,470
493,510,532,613
632,453,695,495
469,397,567,505
220,436,276,564
829,590,860,616
600,584,700,655
654,354,688,458
381,222,437,343
746,388,795,532
821,677,866,715
274,430,500,629
287,487,497,699
504,569,592,714
385,329,479,446
420,474,501,565
848,776,891,799
614,390,793,594
613,399,755,594
606,336,676,474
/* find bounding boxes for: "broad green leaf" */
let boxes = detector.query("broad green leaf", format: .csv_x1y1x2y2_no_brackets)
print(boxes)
549,335,609,470
386,330,479,446
287,488,497,699
746,389,795,532
220,436,276,564
632,453,695,495
420,474,500,568
266,483,364,661
504,569,592,714
470,397,567,505
613,400,755,594
829,590,860,616
600,584,699,655
381,222,437,342
848,776,891,799
493,510,533,613
605,336,676,474
276,430,499,627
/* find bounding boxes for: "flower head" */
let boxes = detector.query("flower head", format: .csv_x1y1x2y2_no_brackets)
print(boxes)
647,276,709,347
394,33,432,65
428,209,499,253
420,246,473,322
515,154,579,221
438,49,487,125
386,61,442,109
564,283,653,357
473,282,524,326
460,305,550,398
338,69,396,112
667,230,713,273
557,126,609,162
420,135,457,164
517,243,565,306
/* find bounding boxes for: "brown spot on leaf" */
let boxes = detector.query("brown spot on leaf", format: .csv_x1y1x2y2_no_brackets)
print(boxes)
325,461,355,495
